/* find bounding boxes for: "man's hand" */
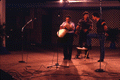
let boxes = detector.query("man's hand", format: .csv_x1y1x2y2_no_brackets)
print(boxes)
101,21,108,31
83,29,88,32
105,32,109,37
75,31,78,35
76,25,80,31
104,25,108,31
60,26,66,29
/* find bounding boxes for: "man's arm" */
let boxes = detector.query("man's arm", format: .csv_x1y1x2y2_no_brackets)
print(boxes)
75,25,82,35
101,21,108,31
69,22,75,31
60,26,66,29
60,22,66,29
101,21,108,36
75,19,82,34
76,25,80,31
104,25,108,31
60,22,75,31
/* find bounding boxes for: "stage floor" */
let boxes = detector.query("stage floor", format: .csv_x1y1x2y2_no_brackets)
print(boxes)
0,46,120,80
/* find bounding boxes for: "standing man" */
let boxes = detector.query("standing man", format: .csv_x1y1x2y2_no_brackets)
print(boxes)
75,11,93,59
60,15,75,60
87,12,108,62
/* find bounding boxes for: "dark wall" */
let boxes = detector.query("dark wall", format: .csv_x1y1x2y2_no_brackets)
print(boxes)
50,8,120,47
42,15,52,44
6,7,120,50
6,8,29,50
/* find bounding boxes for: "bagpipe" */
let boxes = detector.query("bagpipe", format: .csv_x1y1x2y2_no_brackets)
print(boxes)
57,23,73,38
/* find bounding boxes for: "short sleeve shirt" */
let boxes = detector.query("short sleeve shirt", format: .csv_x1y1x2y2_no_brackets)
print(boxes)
96,19,105,34
60,21,75,33
77,18,93,30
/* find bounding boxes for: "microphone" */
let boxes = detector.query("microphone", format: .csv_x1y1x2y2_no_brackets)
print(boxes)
26,18,37,24
21,18,37,32
27,19,32,24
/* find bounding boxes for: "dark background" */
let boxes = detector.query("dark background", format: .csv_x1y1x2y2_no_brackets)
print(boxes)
5,0,120,51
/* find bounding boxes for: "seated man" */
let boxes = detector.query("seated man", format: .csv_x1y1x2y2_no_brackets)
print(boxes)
75,11,93,59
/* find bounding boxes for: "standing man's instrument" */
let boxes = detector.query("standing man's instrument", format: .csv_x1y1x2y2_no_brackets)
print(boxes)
57,23,72,38
57,29,68,38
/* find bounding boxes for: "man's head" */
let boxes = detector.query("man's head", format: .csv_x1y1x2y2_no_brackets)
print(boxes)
83,11,89,19
92,12,100,20
65,15,71,23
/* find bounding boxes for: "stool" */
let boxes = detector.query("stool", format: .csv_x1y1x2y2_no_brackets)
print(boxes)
76,47,89,58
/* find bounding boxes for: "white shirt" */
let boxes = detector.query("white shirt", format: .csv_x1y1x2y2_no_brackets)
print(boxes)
60,21,75,33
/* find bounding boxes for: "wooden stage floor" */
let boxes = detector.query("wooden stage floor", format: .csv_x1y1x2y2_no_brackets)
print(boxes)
0,46,120,80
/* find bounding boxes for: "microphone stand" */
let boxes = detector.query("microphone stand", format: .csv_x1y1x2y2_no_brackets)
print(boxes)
47,1,68,68
47,15,61,68
47,39,60,68
19,19,33,63
95,0,105,72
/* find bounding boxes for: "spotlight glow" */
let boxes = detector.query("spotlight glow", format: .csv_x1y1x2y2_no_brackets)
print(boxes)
60,0,63,3
59,0,92,3
68,0,92,3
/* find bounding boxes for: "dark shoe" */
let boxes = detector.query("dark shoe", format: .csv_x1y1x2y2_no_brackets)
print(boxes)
86,56,89,59
98,59,104,62
84,56,89,59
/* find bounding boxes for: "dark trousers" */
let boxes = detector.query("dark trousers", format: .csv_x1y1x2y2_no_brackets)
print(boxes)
87,33,105,60
77,31,88,56
79,31,88,47
62,33,74,60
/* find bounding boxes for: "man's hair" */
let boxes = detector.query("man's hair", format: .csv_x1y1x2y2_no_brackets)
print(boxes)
83,11,89,16
66,15,71,19
92,12,100,18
